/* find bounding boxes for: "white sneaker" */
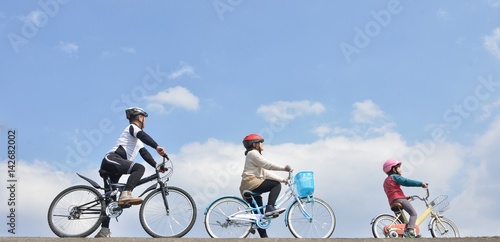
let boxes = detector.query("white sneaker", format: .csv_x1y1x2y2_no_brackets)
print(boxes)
118,190,143,205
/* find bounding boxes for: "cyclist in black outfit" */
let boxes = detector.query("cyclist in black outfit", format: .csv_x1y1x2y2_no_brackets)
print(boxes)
95,107,167,238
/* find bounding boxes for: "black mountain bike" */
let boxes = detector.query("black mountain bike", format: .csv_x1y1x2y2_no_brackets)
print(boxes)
47,157,197,238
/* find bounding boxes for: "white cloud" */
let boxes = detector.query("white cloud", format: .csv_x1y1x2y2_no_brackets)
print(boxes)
257,100,325,124
484,27,500,59
101,50,114,58
312,124,332,137
351,99,387,124
3,160,81,236
144,86,200,114
168,63,196,79
58,41,79,56
451,117,500,236
436,9,451,21
486,0,500,7
121,46,136,53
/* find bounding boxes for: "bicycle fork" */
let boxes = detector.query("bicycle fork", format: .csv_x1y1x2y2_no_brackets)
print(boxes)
296,196,314,221
427,211,449,235
159,183,170,216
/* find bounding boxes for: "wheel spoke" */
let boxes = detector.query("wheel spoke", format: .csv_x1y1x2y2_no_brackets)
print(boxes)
139,187,196,237
287,198,335,238
204,197,252,238
47,186,103,237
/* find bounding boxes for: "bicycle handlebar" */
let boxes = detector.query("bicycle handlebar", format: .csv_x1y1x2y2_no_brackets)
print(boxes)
409,186,430,202
156,156,173,176
156,156,169,166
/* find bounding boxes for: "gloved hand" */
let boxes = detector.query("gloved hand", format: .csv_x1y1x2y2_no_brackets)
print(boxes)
157,163,167,173
284,165,292,172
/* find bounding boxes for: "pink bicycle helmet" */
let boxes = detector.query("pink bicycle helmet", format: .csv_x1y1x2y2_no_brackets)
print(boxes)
383,159,401,174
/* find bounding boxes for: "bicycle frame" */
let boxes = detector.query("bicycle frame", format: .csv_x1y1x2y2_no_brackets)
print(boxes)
204,170,335,238
76,157,173,217
381,189,449,236
231,171,314,228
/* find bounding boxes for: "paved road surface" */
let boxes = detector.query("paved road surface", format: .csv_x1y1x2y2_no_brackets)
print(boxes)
0,237,498,242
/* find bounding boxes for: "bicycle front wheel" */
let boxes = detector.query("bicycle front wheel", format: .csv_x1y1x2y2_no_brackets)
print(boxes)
47,185,104,237
204,197,253,238
139,186,197,238
430,217,460,238
286,197,336,238
371,214,401,238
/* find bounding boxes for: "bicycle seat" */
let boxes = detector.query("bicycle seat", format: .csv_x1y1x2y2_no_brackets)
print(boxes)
242,190,261,199
98,169,118,178
390,202,403,212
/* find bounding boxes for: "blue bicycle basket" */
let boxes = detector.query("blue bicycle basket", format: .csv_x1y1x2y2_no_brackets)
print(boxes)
294,171,314,197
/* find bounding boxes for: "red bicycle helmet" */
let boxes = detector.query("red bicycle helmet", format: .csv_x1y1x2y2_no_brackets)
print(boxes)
242,134,264,149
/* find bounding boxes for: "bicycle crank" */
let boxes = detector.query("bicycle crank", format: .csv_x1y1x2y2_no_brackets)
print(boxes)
106,202,123,219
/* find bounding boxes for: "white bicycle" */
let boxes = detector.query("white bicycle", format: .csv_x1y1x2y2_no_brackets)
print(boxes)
204,170,336,238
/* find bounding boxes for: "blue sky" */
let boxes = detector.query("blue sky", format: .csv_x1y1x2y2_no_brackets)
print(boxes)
1,0,500,238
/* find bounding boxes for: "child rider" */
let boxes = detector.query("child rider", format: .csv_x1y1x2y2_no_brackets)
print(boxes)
383,158,428,238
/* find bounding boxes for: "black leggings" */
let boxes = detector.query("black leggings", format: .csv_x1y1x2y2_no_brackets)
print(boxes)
100,153,145,191
251,179,281,206
244,179,281,238
100,154,146,228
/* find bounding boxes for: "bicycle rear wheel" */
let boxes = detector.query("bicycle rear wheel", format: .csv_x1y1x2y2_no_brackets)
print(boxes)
430,217,460,238
139,186,197,238
286,197,336,238
204,197,253,238
371,214,401,238
47,185,104,237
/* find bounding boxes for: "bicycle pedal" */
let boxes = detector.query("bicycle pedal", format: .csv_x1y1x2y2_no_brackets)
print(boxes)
118,199,142,206
264,214,279,219
119,202,132,208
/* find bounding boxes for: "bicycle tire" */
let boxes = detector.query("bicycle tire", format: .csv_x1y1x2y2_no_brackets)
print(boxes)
47,185,104,237
371,214,401,238
204,196,253,238
139,186,197,238
286,197,336,238
430,216,460,238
